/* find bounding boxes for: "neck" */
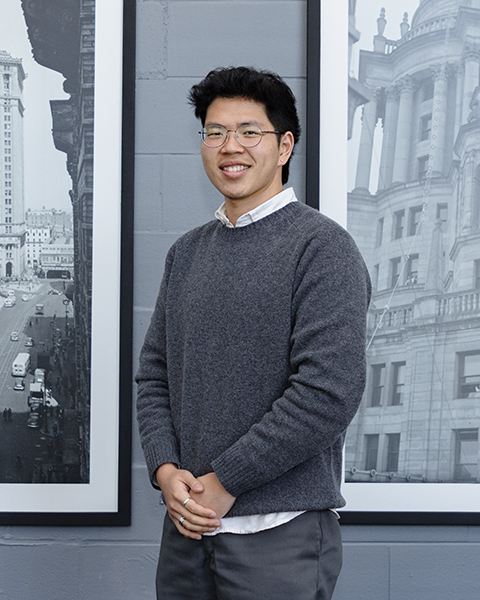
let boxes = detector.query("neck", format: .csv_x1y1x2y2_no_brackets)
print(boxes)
224,186,284,226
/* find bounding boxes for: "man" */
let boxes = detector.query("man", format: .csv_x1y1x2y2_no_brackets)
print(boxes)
137,66,371,599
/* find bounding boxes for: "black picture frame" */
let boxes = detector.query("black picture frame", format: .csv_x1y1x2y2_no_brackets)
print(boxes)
0,0,134,526
307,0,480,526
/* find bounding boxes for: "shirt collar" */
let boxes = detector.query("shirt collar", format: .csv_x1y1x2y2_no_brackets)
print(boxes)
215,188,297,228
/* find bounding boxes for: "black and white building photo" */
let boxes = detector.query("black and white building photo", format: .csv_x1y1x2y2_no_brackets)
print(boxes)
0,0,95,486
346,0,480,484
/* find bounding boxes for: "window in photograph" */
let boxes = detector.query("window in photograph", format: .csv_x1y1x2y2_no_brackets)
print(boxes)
390,362,406,405
365,434,379,471
386,433,401,472
375,217,384,247
370,363,386,407
418,155,429,179
454,429,478,482
475,259,480,290
423,79,434,101
436,203,448,223
393,210,405,240
406,254,419,285
458,352,480,398
420,114,432,141
372,263,379,290
390,257,402,288
409,206,423,236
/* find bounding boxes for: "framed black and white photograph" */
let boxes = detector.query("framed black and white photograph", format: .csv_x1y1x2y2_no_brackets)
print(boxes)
310,0,480,525
0,0,134,525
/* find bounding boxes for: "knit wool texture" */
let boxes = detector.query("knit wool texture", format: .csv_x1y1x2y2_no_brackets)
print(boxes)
136,201,371,517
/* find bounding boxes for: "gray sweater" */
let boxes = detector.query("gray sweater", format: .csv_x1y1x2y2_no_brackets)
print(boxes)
136,201,371,517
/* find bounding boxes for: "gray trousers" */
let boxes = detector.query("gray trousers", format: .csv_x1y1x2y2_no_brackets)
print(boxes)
156,510,342,600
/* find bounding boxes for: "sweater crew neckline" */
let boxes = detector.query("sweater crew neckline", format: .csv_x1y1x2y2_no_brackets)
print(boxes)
213,201,308,237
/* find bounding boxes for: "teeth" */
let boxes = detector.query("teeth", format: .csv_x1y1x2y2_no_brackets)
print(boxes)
222,165,249,172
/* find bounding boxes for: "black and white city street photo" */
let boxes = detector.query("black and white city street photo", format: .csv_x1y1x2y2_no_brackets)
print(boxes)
0,1,94,489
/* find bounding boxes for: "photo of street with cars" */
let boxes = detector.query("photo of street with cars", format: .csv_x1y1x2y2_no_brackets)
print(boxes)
1,278,80,483
0,2,94,488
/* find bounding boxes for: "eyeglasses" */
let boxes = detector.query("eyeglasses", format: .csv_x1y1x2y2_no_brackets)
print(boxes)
199,124,282,148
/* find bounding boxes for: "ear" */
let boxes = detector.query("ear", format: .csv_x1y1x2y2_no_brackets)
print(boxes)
278,131,294,165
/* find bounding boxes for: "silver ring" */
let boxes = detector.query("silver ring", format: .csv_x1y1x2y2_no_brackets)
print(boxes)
179,516,186,526
182,498,191,507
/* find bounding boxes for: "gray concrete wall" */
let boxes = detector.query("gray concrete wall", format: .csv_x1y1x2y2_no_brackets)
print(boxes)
0,1,479,598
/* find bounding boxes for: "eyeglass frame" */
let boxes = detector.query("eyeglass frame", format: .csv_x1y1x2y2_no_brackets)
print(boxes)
198,124,283,148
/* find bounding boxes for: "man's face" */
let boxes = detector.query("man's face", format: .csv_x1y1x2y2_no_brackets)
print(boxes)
200,97,293,210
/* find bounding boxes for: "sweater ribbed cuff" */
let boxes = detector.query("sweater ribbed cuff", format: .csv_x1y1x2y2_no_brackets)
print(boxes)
143,442,180,489
211,445,262,498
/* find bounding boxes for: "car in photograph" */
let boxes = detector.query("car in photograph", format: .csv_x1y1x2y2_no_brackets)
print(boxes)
13,378,25,391
10,331,19,341
24,337,34,347
4,297,16,307
34,368,45,384
27,412,41,428
21,294,29,302
7,289,16,296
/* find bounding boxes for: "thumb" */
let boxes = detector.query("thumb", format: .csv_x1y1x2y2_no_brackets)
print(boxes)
183,471,204,493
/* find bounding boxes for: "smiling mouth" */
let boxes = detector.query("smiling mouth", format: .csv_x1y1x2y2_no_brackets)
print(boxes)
221,165,250,173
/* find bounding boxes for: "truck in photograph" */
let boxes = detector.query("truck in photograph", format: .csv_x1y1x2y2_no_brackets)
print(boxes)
35,303,44,315
28,382,45,408
12,352,31,377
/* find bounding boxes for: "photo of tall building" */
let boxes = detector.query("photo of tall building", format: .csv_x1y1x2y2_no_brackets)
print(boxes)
0,50,26,277
347,0,480,483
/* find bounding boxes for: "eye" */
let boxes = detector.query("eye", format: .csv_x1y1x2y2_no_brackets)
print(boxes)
241,129,261,137
206,129,224,138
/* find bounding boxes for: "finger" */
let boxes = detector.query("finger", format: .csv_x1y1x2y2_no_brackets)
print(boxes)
168,512,202,540
176,522,202,541
169,507,221,530
182,497,218,519
178,516,219,535
179,469,204,493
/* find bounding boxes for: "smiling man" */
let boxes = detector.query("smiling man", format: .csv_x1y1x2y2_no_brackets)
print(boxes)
136,67,371,600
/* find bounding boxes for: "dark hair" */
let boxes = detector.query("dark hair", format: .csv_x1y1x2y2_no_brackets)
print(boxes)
188,66,301,184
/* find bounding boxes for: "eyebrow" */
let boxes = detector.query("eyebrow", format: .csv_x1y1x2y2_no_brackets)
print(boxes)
204,120,266,128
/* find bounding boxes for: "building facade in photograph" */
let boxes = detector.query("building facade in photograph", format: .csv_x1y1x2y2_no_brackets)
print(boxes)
22,0,94,481
25,209,72,268
347,0,480,483
26,207,72,235
39,236,74,277
0,50,26,278
25,225,51,267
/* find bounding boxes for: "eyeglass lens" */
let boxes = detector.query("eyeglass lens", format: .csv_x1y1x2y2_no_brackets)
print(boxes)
202,125,263,148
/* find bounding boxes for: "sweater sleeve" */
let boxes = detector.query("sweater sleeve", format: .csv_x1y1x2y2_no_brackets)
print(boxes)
211,223,371,498
136,246,180,486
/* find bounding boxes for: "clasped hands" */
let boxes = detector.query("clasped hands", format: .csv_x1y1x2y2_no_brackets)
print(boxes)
155,463,236,540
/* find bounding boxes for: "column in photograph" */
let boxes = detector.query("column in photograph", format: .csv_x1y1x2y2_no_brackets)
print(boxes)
378,85,399,191
431,64,449,177
354,89,378,191
454,63,464,140
392,76,416,184
461,149,477,234
461,46,480,127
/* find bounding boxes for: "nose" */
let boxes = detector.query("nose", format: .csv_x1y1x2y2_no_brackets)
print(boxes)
221,130,244,152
